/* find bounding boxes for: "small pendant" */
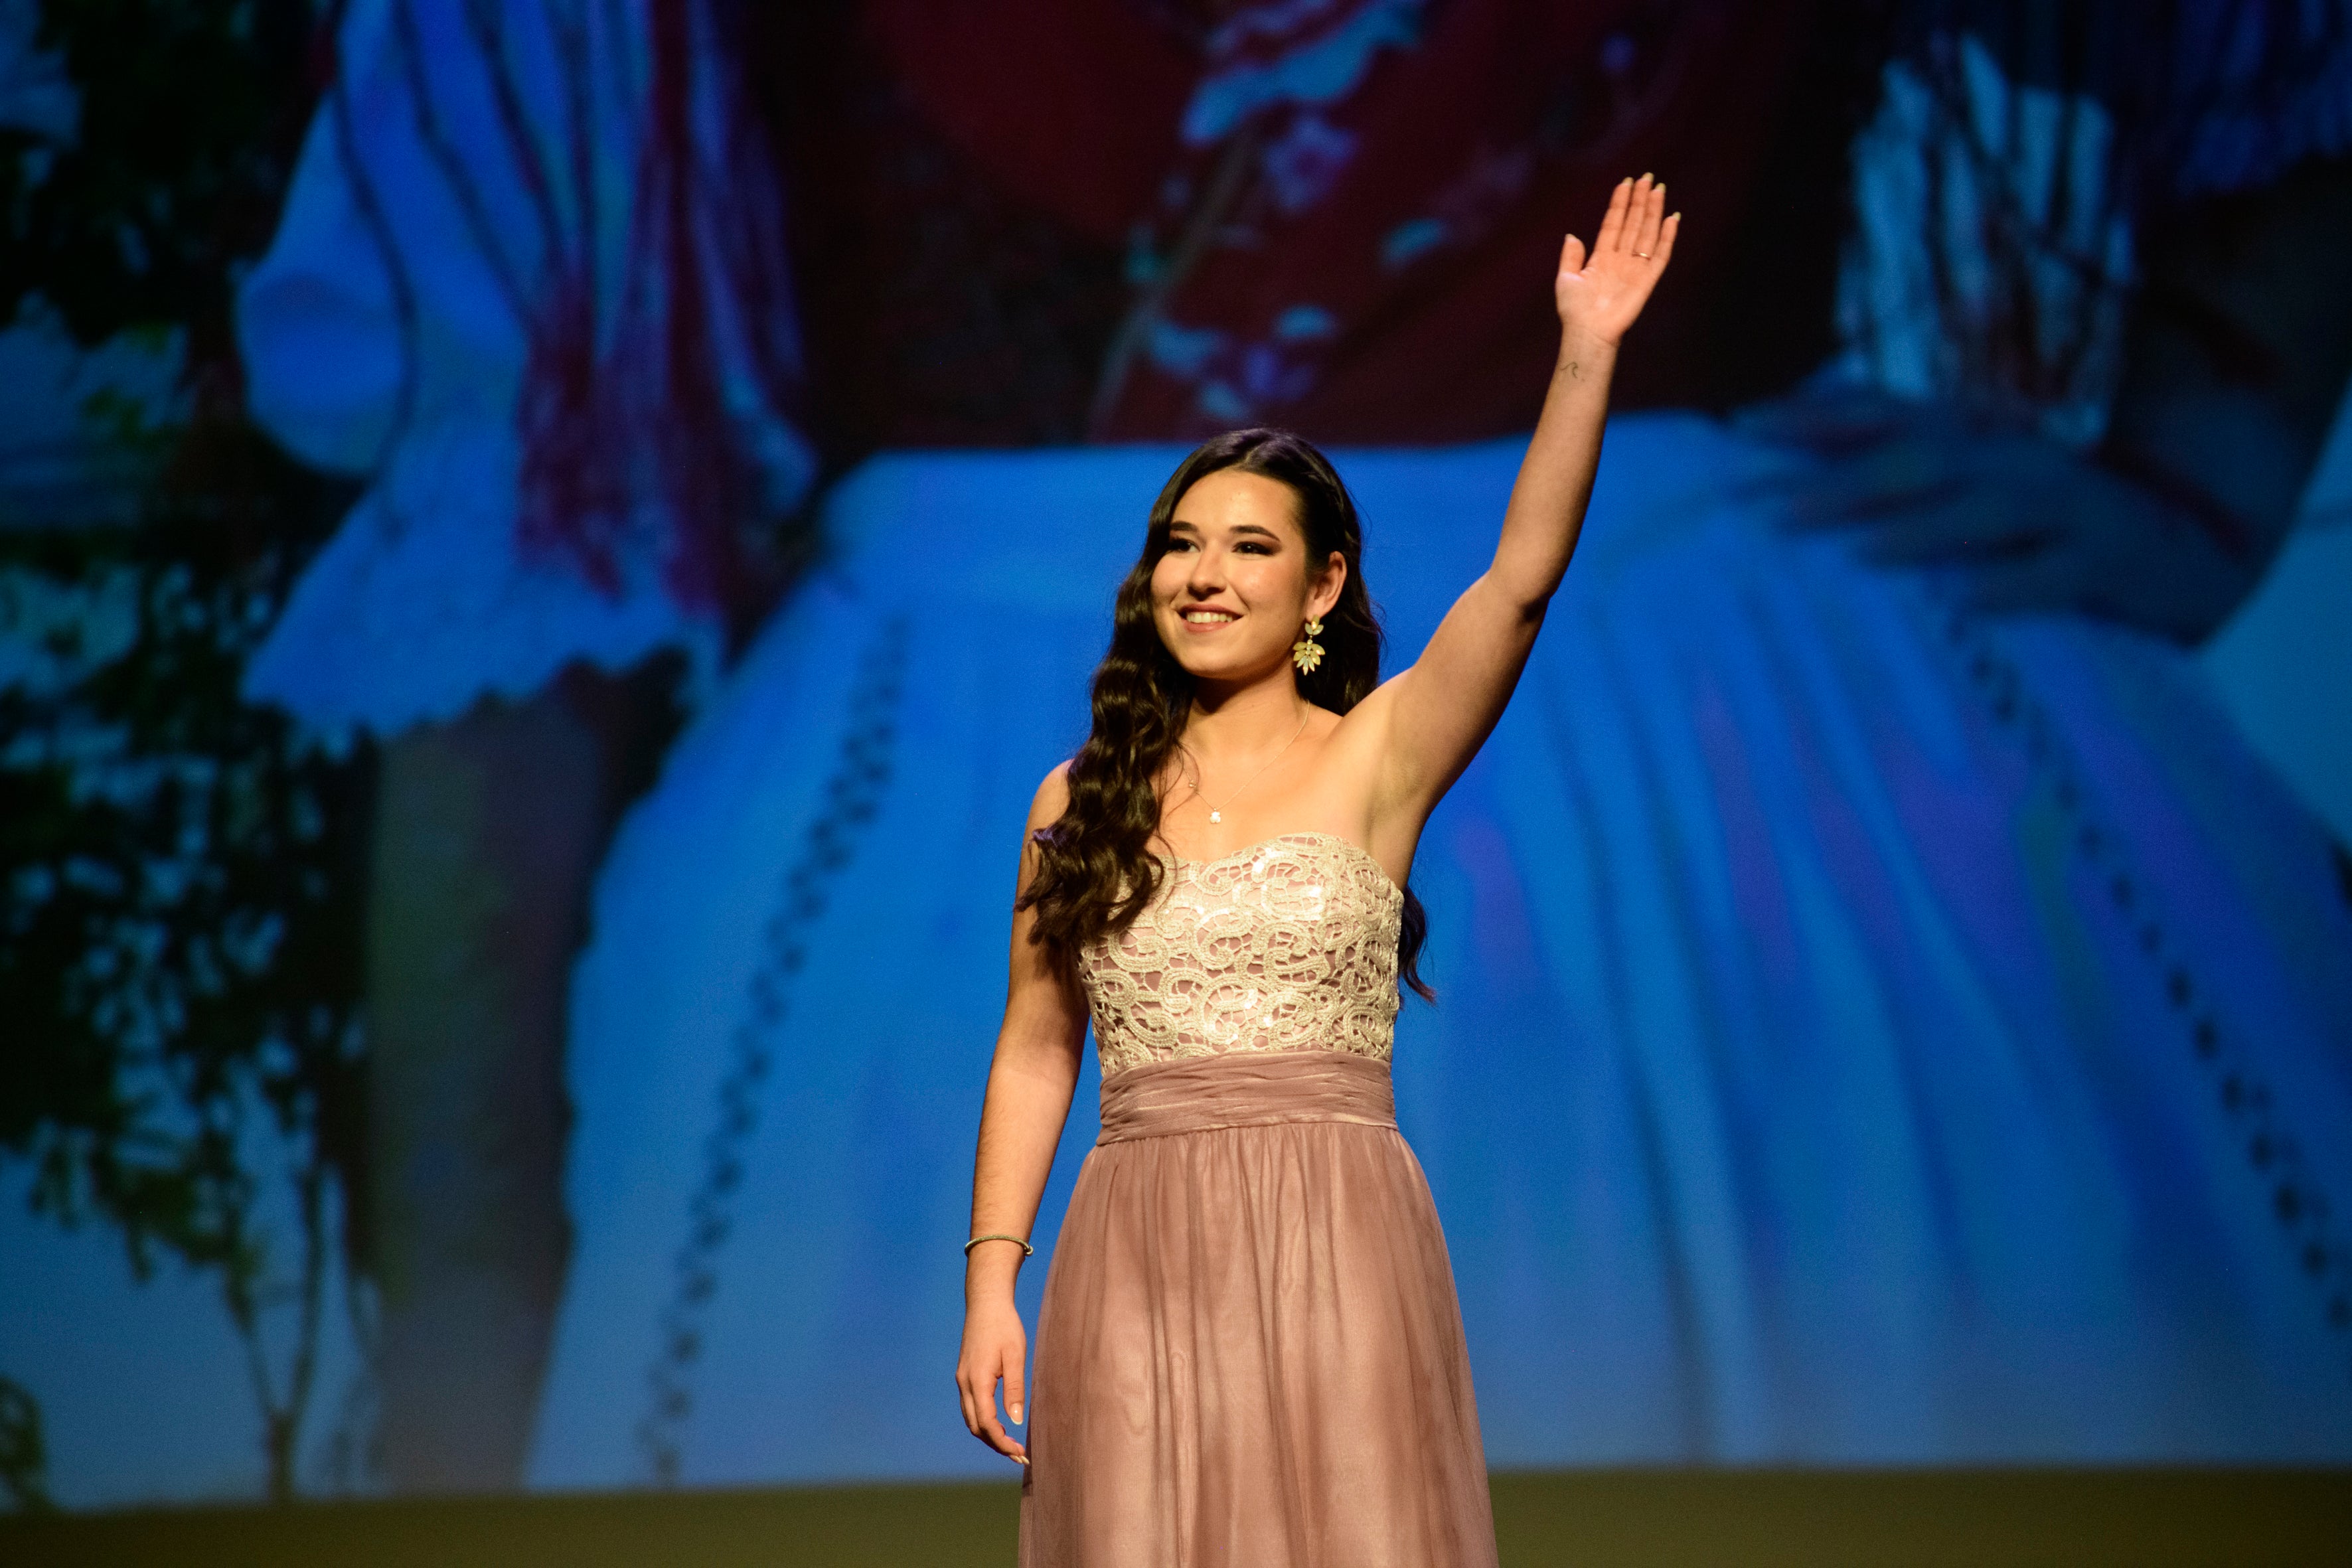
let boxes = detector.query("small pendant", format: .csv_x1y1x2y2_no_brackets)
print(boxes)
1208,810,1221,823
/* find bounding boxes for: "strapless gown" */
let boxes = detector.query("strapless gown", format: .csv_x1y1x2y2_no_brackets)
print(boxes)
1020,833,1498,1568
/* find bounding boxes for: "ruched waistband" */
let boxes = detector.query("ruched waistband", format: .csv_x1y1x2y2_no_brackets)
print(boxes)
1096,1050,1396,1144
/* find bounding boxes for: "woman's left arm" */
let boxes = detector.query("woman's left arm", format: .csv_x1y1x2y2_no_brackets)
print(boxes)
1370,175,1678,823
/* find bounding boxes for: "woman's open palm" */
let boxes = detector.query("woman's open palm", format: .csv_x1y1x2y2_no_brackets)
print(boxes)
1556,174,1676,345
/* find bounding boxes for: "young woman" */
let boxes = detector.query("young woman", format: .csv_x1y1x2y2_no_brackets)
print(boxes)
955,176,1676,1564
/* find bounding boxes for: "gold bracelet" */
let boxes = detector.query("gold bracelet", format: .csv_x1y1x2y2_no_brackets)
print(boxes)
963,1233,1034,1257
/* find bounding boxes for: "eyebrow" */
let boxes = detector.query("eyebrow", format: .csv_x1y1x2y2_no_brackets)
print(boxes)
1168,519,1283,540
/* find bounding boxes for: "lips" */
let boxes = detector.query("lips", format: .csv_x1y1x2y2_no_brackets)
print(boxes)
1178,607,1239,625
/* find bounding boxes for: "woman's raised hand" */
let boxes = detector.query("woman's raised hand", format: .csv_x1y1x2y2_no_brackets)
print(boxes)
1555,174,1677,347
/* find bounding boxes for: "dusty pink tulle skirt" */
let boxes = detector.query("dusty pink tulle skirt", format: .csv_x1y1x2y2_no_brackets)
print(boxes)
1020,1050,1498,1568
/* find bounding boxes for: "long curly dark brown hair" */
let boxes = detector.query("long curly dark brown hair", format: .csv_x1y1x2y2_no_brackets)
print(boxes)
1020,428,1432,998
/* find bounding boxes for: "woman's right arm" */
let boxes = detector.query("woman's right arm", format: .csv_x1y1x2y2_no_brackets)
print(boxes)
956,766,1089,1465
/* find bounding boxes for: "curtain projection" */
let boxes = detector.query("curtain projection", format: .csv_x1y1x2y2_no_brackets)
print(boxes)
3,0,2350,1508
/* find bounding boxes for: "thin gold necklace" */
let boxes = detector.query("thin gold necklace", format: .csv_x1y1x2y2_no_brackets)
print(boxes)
1190,708,1311,824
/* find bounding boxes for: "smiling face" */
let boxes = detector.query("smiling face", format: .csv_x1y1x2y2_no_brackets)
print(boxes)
1150,469,1346,687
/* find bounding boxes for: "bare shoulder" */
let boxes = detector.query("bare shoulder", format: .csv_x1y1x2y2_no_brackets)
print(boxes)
1302,682,1381,774
1012,762,1075,905
1028,761,1074,832
1327,668,1421,817
1331,670,1410,746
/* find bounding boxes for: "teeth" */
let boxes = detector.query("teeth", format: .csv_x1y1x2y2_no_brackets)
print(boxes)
1182,610,1236,623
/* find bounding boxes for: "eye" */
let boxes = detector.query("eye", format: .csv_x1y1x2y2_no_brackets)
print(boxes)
1236,540,1271,554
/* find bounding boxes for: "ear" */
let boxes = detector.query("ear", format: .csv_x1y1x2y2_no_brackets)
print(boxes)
1307,551,1347,621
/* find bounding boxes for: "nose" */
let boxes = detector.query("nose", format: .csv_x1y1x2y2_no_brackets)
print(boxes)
1184,546,1226,594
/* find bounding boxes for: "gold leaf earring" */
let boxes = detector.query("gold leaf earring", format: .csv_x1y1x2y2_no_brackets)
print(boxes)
1291,615,1325,675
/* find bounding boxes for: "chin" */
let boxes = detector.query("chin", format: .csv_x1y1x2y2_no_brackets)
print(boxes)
1175,649,1284,686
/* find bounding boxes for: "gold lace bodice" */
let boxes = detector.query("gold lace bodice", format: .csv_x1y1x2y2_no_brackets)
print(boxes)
1079,832,1404,1078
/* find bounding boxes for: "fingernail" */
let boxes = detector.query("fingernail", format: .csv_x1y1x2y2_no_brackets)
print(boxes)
1011,1405,1023,1423
1640,171,1653,181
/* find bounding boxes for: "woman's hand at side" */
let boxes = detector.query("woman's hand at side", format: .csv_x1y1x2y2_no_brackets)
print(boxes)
957,1262,1032,1464
955,764,1088,1466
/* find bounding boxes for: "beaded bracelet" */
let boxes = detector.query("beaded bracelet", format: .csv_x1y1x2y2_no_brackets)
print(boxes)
963,1233,1035,1257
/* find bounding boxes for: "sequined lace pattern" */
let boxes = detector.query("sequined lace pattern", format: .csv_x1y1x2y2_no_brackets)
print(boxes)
1080,833,1404,1077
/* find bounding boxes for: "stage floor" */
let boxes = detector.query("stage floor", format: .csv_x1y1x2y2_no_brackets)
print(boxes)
4,1468,2347,1567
